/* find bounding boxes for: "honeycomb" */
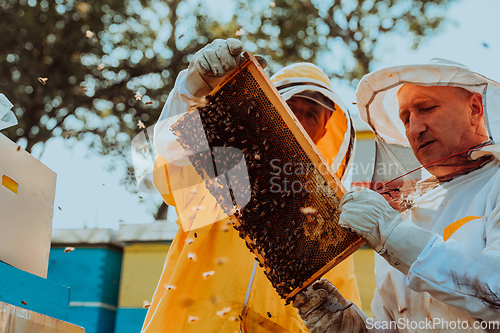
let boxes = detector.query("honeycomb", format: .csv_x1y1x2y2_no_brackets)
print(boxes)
171,53,363,301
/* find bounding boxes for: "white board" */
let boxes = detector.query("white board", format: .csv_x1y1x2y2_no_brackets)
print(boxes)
0,133,56,278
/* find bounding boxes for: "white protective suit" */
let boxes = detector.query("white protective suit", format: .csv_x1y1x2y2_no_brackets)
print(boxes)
351,60,500,332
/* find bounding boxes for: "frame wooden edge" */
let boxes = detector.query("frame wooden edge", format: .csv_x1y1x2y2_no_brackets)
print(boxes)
211,53,365,302
208,55,253,96
285,237,365,301
241,53,346,200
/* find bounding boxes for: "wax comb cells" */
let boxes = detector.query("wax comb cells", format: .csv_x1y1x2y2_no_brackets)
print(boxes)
171,53,363,302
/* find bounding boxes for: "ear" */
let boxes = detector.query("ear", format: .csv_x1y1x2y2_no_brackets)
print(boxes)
469,93,488,137
469,93,484,126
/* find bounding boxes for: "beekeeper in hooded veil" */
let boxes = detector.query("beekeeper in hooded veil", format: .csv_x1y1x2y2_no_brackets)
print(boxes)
293,59,500,332
141,38,360,332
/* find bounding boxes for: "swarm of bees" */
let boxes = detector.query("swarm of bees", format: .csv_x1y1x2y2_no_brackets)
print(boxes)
172,65,359,300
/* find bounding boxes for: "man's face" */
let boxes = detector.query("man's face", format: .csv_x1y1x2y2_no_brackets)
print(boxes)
398,85,486,174
286,96,328,144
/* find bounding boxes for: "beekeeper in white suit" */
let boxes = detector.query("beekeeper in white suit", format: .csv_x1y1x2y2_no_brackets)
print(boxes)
293,60,500,332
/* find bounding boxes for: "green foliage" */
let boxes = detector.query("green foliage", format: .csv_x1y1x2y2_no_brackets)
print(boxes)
0,0,453,189
0,0,126,152
234,0,452,82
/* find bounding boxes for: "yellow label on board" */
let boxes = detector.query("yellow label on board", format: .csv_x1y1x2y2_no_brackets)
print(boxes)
2,175,18,194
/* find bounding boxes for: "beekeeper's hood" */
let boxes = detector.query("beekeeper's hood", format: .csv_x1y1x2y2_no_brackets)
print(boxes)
271,63,355,182
356,58,500,161
354,59,500,211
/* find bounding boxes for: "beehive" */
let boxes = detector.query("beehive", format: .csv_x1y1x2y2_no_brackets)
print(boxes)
171,53,364,301
114,223,176,333
49,228,124,333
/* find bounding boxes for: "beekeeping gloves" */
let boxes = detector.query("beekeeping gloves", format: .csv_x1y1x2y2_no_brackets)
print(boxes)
292,279,369,333
339,187,435,275
185,38,267,98
185,38,245,98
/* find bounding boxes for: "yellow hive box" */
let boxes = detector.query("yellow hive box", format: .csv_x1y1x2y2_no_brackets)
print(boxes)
116,223,177,308
117,243,171,308
0,133,57,278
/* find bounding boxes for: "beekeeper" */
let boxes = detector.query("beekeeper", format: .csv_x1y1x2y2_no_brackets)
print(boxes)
293,60,500,332
141,38,359,332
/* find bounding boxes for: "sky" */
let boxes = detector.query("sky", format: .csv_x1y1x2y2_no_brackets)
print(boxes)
36,0,500,230
329,0,500,109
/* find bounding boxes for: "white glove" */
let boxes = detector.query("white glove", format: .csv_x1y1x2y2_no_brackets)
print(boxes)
339,187,435,274
185,38,244,98
292,279,369,333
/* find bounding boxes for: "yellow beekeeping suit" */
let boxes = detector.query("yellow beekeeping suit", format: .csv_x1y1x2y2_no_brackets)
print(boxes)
142,63,359,333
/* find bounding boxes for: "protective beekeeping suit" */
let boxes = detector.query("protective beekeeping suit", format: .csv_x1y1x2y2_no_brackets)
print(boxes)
141,39,360,333
293,60,500,333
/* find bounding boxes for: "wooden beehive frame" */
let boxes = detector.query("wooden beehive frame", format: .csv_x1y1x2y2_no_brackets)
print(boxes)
182,52,365,301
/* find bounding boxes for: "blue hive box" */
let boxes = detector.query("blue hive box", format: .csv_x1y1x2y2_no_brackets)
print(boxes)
49,229,123,333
